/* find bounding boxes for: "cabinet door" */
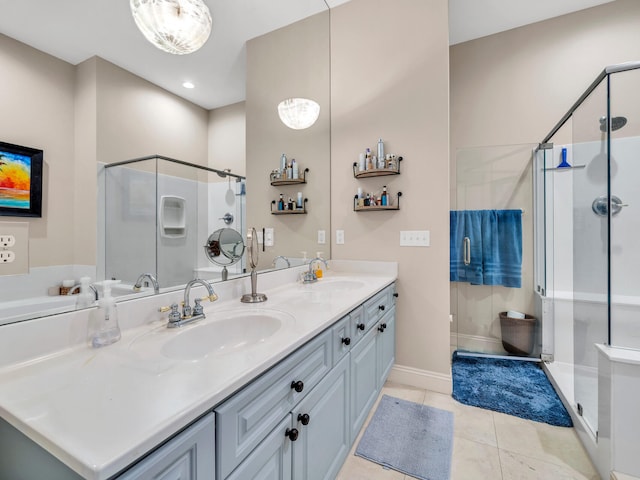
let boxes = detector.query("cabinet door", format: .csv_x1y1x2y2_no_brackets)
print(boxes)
292,355,350,480
117,413,215,480
349,326,378,442
376,307,396,390
226,416,292,480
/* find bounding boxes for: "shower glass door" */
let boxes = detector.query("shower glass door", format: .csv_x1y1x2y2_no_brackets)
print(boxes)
453,144,537,357
571,77,609,436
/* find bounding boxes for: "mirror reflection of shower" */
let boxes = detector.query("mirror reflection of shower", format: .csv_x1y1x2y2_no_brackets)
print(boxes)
599,115,627,132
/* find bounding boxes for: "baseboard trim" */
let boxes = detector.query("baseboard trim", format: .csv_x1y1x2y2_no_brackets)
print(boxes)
387,364,452,395
611,471,640,480
450,332,506,355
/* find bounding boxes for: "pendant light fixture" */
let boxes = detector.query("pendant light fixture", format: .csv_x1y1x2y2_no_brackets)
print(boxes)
277,98,320,130
130,0,213,55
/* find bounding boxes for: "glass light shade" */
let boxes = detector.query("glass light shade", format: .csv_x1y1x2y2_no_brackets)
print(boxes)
277,98,320,130
130,0,212,55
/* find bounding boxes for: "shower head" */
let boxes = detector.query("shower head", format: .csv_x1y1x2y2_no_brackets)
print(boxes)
599,115,627,132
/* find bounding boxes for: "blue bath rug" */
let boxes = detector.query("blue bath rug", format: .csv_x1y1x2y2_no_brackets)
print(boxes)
451,351,572,427
355,395,453,480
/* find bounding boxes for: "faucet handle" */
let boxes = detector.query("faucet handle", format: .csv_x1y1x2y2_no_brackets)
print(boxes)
193,298,204,316
159,303,181,323
200,293,218,303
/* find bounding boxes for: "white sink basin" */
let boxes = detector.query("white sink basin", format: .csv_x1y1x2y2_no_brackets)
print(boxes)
131,309,294,361
303,279,365,293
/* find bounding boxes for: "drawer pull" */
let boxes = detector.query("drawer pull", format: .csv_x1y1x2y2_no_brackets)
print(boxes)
378,323,387,333
285,428,299,441
357,323,365,331
393,293,399,298
291,380,304,393
379,305,385,311
297,413,310,425
341,337,351,346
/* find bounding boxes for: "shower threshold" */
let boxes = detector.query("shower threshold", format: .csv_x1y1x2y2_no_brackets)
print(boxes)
455,351,541,362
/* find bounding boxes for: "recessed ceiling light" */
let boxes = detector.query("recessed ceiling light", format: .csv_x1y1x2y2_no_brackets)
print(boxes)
183,81,195,89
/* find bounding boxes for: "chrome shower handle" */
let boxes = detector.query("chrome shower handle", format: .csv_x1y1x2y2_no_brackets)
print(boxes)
463,237,471,266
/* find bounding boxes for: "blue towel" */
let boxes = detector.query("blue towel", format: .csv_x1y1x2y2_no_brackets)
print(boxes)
482,209,522,288
450,210,483,285
450,209,522,288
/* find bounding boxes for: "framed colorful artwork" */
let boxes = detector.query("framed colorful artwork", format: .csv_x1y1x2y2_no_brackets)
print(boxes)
0,141,43,217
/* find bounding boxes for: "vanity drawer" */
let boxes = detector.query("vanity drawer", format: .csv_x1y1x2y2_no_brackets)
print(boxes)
332,314,352,364
215,329,332,479
362,285,392,328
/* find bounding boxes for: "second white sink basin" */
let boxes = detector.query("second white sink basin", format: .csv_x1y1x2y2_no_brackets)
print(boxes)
132,309,294,361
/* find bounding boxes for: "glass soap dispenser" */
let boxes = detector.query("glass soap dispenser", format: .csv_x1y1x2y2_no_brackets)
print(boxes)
90,280,121,348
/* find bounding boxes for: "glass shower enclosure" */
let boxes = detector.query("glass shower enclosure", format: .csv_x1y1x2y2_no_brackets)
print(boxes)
535,62,640,439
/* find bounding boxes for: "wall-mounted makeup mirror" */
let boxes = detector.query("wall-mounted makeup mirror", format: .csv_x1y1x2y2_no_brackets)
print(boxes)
204,228,245,281
0,0,331,326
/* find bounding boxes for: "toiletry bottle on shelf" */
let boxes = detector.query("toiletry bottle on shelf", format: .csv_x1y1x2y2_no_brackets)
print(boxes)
314,252,325,279
90,280,121,347
292,159,299,179
280,153,287,174
278,193,284,211
358,153,365,172
364,193,371,207
297,192,303,209
377,138,385,168
76,276,95,309
288,197,294,210
287,163,293,180
381,186,388,206
365,148,372,170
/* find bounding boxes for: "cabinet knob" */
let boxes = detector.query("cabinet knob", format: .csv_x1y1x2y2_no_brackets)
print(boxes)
290,380,304,393
379,305,385,311
341,337,351,346
297,413,310,425
357,323,365,331
393,293,399,298
378,323,387,332
285,428,299,441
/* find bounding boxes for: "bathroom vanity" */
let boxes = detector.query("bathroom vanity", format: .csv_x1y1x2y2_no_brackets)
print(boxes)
0,261,397,479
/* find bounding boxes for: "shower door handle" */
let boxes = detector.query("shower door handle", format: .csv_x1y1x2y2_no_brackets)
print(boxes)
463,237,471,266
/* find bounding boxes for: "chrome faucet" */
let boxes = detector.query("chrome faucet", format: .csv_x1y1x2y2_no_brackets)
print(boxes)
302,257,328,284
159,279,218,328
272,255,291,269
68,283,99,301
133,273,160,294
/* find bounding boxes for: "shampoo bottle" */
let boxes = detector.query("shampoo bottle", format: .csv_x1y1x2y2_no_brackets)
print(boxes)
90,280,121,347
76,276,95,309
292,159,299,180
381,186,388,206
377,138,385,167
280,153,287,174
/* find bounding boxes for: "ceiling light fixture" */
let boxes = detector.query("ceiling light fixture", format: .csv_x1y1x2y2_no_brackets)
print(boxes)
277,98,320,130
130,0,213,55
182,81,195,89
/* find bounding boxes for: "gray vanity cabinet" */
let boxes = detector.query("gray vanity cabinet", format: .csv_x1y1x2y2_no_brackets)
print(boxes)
349,324,378,441
117,413,215,480
225,415,293,480
377,307,396,390
291,354,350,480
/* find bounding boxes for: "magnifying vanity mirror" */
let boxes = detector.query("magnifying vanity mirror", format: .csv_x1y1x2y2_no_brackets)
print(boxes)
204,228,245,281
0,0,331,327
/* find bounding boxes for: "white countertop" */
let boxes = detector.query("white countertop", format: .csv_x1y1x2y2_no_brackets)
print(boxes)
0,261,397,479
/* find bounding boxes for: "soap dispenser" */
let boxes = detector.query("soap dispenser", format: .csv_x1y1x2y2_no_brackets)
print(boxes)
314,251,325,279
76,276,95,309
90,280,121,348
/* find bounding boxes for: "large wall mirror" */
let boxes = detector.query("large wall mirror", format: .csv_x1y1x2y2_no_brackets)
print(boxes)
0,0,331,326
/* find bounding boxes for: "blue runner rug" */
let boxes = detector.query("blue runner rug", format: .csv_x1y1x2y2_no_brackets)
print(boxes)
452,351,572,427
355,395,453,480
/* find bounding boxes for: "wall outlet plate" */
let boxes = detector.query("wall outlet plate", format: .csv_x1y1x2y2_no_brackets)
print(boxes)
317,230,326,244
264,228,274,247
0,222,28,275
0,251,15,263
0,235,15,248
336,230,344,245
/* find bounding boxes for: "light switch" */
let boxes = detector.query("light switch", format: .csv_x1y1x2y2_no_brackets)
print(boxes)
400,230,430,247
264,228,274,247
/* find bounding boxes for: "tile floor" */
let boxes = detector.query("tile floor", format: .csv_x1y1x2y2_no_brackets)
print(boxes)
337,381,599,480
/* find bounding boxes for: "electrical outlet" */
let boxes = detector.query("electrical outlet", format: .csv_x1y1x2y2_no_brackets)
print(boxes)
0,235,15,247
317,230,326,244
336,230,344,245
0,251,15,263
